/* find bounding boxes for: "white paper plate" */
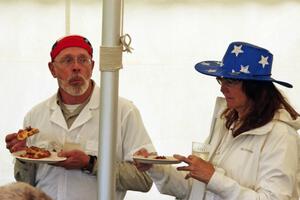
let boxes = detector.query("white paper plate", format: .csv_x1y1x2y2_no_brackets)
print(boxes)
13,150,66,164
133,155,181,164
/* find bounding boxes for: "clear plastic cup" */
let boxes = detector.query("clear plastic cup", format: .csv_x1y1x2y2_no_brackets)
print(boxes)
192,142,210,160
63,142,82,151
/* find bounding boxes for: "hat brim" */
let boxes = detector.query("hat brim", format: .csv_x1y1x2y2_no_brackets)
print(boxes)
195,61,292,88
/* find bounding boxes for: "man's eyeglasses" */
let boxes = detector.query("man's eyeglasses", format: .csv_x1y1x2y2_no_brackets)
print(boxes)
216,77,241,86
54,56,92,67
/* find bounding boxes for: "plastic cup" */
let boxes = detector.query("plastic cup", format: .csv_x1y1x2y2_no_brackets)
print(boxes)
192,142,210,160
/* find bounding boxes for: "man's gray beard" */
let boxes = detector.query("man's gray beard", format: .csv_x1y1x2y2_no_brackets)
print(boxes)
57,78,89,96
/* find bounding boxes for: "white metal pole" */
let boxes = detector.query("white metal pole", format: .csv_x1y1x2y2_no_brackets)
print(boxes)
98,0,122,199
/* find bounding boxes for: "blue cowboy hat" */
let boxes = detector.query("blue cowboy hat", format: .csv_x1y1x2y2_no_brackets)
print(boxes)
195,41,292,88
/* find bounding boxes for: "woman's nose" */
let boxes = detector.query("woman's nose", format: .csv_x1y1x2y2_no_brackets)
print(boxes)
220,84,228,94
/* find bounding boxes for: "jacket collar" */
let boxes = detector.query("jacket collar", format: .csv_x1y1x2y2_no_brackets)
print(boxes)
239,122,274,136
226,109,300,137
215,105,299,137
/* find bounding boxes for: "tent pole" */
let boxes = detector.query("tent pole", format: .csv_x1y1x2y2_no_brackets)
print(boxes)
98,0,122,199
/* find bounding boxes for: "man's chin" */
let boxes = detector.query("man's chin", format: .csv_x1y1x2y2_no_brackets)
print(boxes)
60,85,86,96
70,87,87,96
59,78,90,97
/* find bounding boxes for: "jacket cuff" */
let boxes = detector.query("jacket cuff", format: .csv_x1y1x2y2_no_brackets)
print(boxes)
206,167,226,194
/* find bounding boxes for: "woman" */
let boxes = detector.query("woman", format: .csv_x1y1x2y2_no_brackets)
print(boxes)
135,42,300,200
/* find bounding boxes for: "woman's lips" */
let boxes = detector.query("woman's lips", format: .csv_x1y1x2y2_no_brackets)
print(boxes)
225,96,234,103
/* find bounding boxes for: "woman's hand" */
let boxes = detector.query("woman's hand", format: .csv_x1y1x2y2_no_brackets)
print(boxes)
174,154,215,184
5,133,26,153
133,148,154,172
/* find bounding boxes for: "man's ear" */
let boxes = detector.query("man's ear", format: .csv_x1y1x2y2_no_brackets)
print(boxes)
91,60,95,71
48,62,57,78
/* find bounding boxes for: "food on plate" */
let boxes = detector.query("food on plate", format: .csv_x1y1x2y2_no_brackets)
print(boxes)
133,154,181,164
13,127,52,160
154,155,167,159
20,146,51,159
17,126,39,141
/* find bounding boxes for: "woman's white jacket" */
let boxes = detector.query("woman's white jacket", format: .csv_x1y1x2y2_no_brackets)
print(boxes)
148,98,300,200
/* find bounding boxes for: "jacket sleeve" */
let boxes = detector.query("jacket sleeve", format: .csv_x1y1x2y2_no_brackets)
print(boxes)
91,161,152,192
14,159,37,186
120,101,156,160
115,162,153,192
206,123,299,200
147,165,192,199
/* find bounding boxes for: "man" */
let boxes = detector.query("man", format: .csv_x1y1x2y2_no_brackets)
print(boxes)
5,35,155,200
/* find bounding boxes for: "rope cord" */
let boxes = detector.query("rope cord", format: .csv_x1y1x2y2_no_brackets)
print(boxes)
120,0,134,53
120,34,134,53
99,0,133,71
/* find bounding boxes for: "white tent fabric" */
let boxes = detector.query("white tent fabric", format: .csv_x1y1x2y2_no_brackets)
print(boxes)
1,1,300,199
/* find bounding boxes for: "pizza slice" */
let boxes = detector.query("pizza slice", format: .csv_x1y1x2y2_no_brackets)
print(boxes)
17,126,39,141
20,146,51,159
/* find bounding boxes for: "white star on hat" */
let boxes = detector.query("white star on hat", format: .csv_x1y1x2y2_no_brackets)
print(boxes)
258,55,269,68
207,69,217,73
201,62,210,66
216,61,224,66
240,65,250,74
231,45,244,57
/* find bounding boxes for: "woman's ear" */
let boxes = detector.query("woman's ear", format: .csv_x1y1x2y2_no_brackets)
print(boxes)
48,62,57,78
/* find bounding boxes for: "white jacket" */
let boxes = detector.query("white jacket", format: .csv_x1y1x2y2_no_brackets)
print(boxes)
148,98,300,200
24,85,155,200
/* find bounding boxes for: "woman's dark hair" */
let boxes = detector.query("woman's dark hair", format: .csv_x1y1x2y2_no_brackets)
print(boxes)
223,80,299,137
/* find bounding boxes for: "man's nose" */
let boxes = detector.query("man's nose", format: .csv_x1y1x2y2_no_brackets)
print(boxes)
71,61,81,72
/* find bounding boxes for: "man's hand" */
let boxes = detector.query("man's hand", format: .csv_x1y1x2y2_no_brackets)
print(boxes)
133,148,154,172
52,150,89,170
175,154,215,184
5,133,26,153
